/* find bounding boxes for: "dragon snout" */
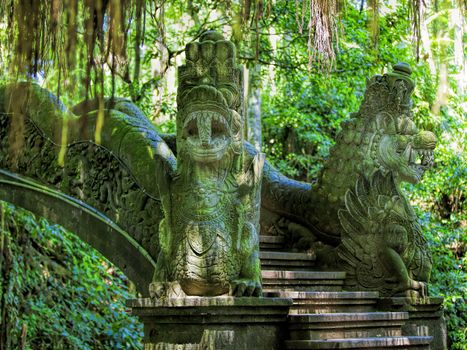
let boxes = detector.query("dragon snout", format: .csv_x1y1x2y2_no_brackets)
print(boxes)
413,130,437,150
406,130,437,171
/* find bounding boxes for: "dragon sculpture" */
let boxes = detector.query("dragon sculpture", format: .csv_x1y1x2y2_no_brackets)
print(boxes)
260,62,437,296
0,31,263,298
149,31,264,297
0,27,435,297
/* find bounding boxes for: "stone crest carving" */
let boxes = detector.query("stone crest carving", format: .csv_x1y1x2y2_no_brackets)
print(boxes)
337,171,432,297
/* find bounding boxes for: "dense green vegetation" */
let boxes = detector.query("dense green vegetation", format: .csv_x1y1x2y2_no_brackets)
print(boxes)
0,202,142,349
0,0,464,349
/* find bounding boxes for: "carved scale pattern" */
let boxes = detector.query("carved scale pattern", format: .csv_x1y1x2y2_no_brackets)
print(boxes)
0,113,162,260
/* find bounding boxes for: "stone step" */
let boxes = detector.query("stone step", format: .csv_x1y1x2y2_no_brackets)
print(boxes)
288,312,408,340
262,270,346,292
259,235,285,250
150,344,198,350
265,291,379,314
285,336,432,349
260,251,316,270
376,297,447,350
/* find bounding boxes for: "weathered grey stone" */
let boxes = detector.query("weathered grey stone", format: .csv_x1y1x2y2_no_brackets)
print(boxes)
262,270,346,292
285,336,433,349
0,62,438,300
260,63,437,298
0,84,168,296
0,169,156,294
377,297,447,350
0,38,447,348
0,33,266,299
260,251,316,270
150,31,264,298
288,312,408,340
265,291,380,314
259,235,285,250
127,297,292,350
337,171,433,297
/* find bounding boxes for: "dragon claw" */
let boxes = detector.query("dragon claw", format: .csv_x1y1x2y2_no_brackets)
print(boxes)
417,281,428,299
149,281,185,299
229,279,262,297
149,282,167,299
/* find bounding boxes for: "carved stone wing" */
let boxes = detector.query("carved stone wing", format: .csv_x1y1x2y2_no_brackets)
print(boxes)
337,171,432,296
337,176,387,292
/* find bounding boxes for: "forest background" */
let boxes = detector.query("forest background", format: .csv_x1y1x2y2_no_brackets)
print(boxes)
0,0,465,349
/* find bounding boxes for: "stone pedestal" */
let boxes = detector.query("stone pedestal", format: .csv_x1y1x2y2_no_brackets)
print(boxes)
127,297,293,350
377,297,447,350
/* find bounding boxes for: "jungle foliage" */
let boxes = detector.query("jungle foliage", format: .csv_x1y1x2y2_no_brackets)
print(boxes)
0,0,465,349
0,202,142,349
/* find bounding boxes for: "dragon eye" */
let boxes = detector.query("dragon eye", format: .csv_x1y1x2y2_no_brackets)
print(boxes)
211,119,226,136
184,119,198,137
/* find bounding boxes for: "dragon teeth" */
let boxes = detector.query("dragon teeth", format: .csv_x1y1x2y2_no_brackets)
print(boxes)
403,145,412,163
410,149,417,163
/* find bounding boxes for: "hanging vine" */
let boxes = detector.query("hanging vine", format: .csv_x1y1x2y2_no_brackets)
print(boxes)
0,0,149,98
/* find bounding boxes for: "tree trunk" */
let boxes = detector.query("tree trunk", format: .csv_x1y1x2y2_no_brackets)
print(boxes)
246,64,262,151
151,3,169,123
420,2,436,73
452,6,465,96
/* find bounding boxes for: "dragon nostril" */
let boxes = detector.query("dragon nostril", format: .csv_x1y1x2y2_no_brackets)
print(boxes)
414,130,437,149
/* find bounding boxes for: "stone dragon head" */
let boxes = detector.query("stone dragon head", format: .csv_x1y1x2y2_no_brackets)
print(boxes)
176,31,244,165
357,63,437,185
309,63,437,240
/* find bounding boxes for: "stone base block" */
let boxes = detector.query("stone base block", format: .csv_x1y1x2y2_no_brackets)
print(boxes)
377,297,447,350
265,291,379,314
285,336,432,349
127,297,293,350
287,312,408,340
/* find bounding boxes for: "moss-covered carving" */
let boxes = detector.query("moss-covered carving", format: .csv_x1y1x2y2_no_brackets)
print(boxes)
337,171,432,297
150,31,263,297
0,31,263,298
0,37,434,298
0,84,173,295
261,63,437,296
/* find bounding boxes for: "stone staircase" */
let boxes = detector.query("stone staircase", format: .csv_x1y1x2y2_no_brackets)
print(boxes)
260,251,316,270
259,235,433,349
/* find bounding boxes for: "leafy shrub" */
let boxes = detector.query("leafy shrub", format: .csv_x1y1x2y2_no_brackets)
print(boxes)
0,202,143,350
416,210,467,349
406,100,466,349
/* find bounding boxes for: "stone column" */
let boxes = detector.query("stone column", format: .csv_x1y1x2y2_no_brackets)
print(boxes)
127,297,292,350
377,297,447,350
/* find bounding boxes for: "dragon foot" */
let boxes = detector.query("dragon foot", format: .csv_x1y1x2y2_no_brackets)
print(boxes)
410,280,428,299
392,280,428,299
149,281,186,299
229,279,262,297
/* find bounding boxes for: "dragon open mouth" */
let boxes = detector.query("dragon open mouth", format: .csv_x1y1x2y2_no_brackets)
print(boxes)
183,110,231,162
402,144,435,183
406,146,434,169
